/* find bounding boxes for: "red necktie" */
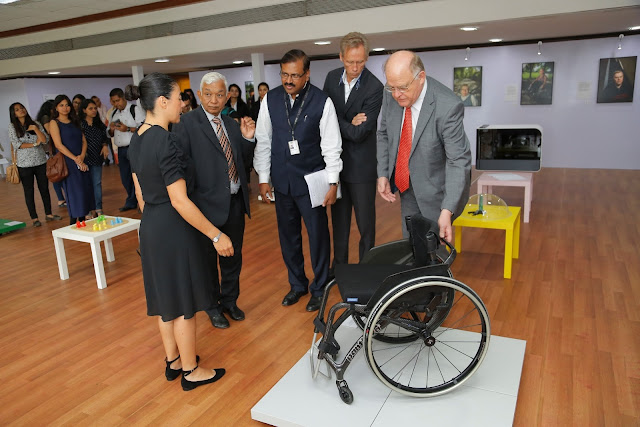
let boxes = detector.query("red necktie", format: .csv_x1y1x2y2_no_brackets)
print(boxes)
395,107,412,193
212,117,238,183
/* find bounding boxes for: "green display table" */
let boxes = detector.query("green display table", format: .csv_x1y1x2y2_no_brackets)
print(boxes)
0,219,26,235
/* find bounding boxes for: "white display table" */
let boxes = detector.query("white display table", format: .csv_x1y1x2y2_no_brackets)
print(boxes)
52,217,140,289
477,172,533,223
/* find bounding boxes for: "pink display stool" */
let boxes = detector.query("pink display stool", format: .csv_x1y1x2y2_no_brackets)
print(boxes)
476,172,533,223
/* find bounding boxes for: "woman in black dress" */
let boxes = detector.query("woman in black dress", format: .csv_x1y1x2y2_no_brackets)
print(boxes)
128,73,229,391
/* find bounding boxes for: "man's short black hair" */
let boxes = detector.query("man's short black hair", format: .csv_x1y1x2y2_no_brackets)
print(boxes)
280,49,310,72
109,88,124,98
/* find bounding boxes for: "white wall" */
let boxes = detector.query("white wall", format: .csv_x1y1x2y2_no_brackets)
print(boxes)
193,35,639,170
0,79,29,161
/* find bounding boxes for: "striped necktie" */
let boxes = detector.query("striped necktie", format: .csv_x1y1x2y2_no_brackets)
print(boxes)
212,117,238,183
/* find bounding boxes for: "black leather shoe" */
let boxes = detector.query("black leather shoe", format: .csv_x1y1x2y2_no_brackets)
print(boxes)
119,205,136,212
165,355,199,381
182,365,226,391
222,305,245,321
209,312,230,329
282,290,308,306
306,295,322,312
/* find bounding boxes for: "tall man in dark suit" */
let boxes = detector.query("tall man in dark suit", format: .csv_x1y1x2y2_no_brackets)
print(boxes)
323,32,383,270
377,51,471,241
173,72,256,329
254,49,343,312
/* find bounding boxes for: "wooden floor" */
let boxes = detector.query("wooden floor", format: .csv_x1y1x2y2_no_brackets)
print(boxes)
1,165,639,426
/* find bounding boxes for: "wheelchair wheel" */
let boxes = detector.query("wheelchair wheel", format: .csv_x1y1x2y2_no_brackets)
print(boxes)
363,277,490,397
352,257,453,344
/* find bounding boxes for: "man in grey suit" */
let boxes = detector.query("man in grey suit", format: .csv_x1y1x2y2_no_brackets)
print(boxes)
323,32,383,269
377,50,471,241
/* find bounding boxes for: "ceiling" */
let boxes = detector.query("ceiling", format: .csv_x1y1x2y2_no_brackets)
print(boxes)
1,0,639,77
0,0,165,33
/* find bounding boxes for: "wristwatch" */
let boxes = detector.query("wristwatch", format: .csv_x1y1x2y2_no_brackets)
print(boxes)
212,230,222,243
329,182,339,187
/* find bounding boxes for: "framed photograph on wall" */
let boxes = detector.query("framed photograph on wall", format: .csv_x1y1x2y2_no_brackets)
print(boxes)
453,66,482,107
521,62,554,105
597,56,636,103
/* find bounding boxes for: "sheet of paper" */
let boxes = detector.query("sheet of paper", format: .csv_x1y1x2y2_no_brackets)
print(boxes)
304,169,341,208
4,221,24,226
488,173,526,181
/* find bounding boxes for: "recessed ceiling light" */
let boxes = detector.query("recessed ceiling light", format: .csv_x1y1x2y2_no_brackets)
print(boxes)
48,71,61,75
489,38,503,43
314,41,331,45
460,27,478,32
154,58,170,63
372,48,385,52
232,60,245,64
629,26,640,31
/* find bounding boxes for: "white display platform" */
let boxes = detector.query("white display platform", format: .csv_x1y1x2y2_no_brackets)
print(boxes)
252,320,526,426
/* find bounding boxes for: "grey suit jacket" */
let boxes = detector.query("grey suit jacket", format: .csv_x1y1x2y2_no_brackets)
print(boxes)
377,76,471,221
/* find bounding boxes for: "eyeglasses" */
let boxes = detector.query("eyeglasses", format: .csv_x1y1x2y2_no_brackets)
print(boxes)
384,72,421,94
280,71,306,81
201,92,226,101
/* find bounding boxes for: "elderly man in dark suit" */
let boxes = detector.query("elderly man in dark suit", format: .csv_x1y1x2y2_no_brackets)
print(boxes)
323,32,383,271
173,72,256,329
377,50,471,241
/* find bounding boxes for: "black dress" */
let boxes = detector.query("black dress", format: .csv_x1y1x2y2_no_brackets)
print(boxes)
129,126,214,321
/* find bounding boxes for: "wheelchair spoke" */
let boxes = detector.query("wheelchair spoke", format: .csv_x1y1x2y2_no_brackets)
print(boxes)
364,279,490,396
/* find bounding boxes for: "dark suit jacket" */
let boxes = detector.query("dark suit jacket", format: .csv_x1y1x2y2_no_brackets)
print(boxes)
173,106,255,225
323,67,383,183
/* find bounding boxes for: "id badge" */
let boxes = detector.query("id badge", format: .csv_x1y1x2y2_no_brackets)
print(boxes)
288,139,300,155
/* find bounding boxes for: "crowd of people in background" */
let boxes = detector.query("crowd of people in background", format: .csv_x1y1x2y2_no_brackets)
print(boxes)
7,82,261,226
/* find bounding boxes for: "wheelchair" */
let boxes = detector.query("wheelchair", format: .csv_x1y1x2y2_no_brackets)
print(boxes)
309,214,491,404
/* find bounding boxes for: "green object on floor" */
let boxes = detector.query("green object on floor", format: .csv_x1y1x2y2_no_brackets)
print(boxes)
0,219,26,235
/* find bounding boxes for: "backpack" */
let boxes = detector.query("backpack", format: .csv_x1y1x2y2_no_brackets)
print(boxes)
111,104,137,122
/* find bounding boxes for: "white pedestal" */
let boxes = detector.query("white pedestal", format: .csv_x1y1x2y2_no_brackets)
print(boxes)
252,322,526,426
477,172,533,223
51,217,140,289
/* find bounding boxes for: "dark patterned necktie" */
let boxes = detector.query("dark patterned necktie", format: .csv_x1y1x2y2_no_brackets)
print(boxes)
212,117,238,183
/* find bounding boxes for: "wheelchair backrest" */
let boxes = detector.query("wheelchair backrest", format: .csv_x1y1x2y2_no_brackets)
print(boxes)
405,214,441,267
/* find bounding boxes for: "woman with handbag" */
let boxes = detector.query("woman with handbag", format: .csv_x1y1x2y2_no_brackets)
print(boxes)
48,95,95,225
79,98,110,217
8,102,62,227
36,100,66,208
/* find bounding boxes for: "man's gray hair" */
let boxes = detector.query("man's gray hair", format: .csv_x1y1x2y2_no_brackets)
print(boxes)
200,72,227,92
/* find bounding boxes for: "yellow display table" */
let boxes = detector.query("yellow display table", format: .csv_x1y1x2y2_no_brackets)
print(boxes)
453,205,521,279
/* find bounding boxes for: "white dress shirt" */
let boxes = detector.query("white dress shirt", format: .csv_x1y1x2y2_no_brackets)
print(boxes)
341,70,362,103
254,88,343,185
108,102,145,147
402,80,428,140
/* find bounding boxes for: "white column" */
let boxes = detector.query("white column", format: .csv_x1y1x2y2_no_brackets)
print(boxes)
132,65,144,85
251,53,265,101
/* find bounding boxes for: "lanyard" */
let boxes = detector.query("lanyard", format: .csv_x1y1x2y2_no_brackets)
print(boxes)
284,84,310,140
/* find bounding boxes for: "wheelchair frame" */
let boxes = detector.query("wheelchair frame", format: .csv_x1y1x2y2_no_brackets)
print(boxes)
309,220,491,404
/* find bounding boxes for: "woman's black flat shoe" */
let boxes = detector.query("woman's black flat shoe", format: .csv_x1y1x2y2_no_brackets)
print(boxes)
181,365,225,391
46,214,62,221
165,355,199,381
